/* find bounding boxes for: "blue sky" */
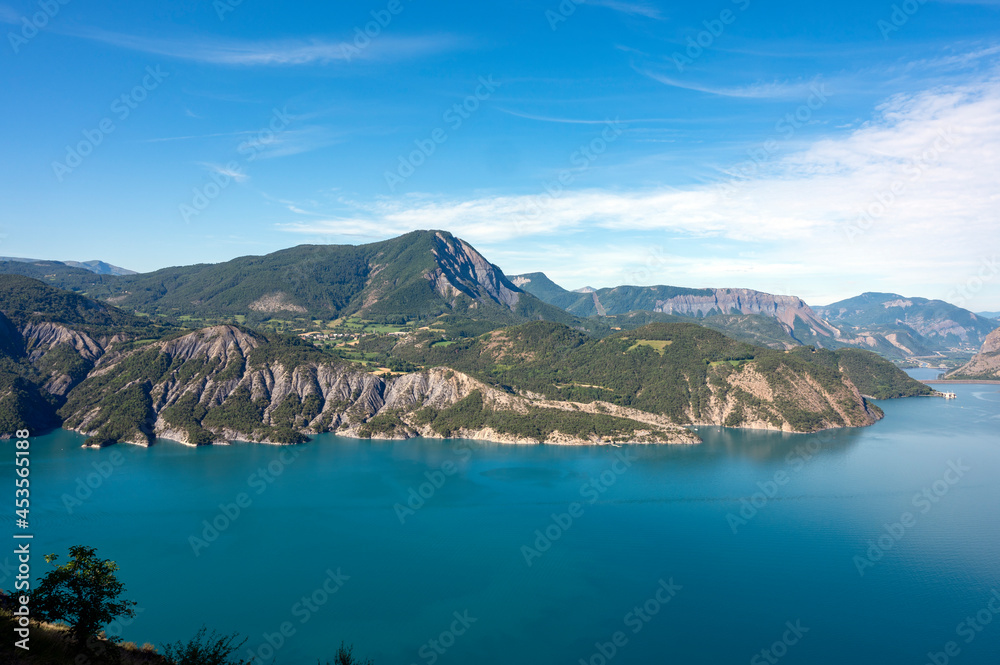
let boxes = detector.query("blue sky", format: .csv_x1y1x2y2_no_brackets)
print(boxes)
2,0,999,308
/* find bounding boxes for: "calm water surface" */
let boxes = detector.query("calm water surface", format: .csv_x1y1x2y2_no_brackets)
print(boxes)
6,379,1000,664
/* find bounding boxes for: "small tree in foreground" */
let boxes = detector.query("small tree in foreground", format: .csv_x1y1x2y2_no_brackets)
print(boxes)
324,642,374,665
161,626,250,665
34,545,137,648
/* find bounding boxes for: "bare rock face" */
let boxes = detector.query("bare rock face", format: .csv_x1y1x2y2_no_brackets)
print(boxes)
683,363,880,432
159,325,261,362
21,322,104,362
18,322,108,397
947,328,1000,379
428,232,521,309
653,289,840,338
982,328,1000,355
248,292,308,314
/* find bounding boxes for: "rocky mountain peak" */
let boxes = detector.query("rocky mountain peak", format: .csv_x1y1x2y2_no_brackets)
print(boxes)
429,231,521,309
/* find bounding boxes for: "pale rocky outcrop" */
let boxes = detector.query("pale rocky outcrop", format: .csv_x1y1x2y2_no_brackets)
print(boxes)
651,289,840,338
687,363,880,433
427,232,521,309
21,322,104,363
947,328,1000,379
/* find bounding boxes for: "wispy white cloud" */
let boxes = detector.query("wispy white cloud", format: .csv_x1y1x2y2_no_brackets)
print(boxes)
142,130,258,143
201,162,250,183
496,108,678,124
61,26,467,66
237,125,345,159
902,44,1000,72
278,74,1000,306
637,67,826,99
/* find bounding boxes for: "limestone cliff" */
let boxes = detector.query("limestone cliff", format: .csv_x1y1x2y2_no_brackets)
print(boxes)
651,289,840,339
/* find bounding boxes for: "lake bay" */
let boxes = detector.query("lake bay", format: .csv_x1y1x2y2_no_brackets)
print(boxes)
8,381,1000,664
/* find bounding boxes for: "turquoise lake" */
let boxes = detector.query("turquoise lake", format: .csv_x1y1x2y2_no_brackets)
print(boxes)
6,379,1000,664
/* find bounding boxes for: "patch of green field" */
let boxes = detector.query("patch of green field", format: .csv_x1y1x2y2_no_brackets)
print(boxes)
626,339,673,355
365,324,407,333
430,340,456,348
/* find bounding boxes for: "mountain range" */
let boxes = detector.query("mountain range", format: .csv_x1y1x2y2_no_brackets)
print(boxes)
511,272,840,346
0,231,936,446
1,232,573,329
815,293,997,356
5,231,994,363
513,273,997,360
0,256,136,276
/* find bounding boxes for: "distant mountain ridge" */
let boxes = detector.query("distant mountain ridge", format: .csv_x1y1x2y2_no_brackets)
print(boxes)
0,256,136,276
511,272,838,342
514,273,999,359
816,292,998,353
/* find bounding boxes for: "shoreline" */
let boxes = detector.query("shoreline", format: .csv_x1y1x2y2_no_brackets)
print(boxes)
920,379,1000,385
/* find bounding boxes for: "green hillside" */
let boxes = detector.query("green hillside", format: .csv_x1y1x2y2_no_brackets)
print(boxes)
1,232,580,331
512,273,713,317
0,276,175,436
393,321,926,431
